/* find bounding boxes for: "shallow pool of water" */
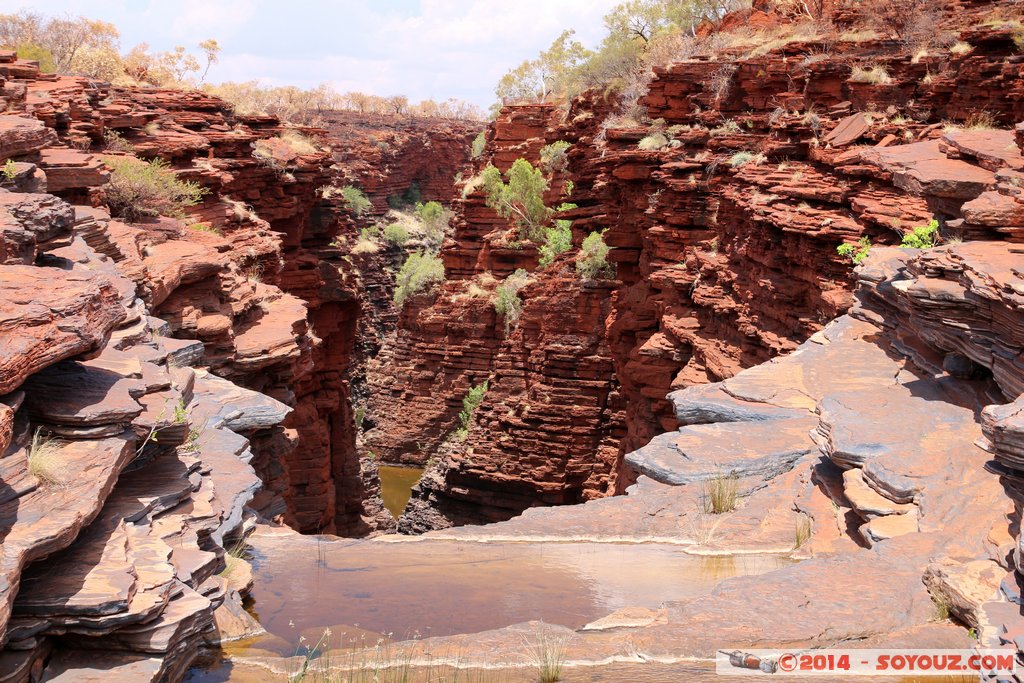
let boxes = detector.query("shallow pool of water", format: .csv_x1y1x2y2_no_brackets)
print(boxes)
378,465,424,518
237,530,791,654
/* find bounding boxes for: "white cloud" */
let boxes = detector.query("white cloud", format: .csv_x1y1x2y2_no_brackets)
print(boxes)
170,0,257,41
7,0,624,106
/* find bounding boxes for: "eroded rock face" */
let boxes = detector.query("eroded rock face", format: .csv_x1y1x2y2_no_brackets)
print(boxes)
243,235,1021,679
372,13,1024,530
0,47,425,680
1,51,401,537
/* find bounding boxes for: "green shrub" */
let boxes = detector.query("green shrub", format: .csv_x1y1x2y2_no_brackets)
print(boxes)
13,43,55,72
837,236,871,264
341,185,372,217
482,159,551,242
414,200,449,243
103,156,207,222
2,159,16,181
471,131,486,158
493,269,530,334
575,230,614,280
103,129,134,153
538,207,574,268
394,251,445,306
383,223,410,246
901,218,939,249
539,223,573,268
453,380,488,440
540,140,571,173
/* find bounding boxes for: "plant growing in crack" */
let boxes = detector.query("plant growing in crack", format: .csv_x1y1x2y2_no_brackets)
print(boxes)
837,236,872,264
452,381,488,442
27,428,69,487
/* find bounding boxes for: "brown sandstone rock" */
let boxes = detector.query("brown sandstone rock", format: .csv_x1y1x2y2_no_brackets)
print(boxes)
0,267,125,395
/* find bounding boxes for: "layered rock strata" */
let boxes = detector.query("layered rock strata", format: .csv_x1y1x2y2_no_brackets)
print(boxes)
0,50,393,537
218,238,1024,681
367,8,1024,530
0,50,427,679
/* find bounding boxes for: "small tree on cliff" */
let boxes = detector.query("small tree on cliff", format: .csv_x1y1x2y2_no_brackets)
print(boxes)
481,159,552,243
453,381,488,441
493,269,530,334
575,230,615,281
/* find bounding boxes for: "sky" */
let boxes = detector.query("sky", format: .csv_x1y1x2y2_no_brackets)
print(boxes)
8,0,623,107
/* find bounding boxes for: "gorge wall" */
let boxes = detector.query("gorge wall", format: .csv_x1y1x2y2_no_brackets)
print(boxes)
362,1,1024,531
0,48,477,679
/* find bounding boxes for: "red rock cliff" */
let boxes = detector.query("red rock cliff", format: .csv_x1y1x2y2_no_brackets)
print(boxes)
365,5,1024,530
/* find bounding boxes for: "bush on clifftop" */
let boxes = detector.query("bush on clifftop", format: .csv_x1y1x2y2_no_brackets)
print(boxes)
394,252,445,306
103,155,207,222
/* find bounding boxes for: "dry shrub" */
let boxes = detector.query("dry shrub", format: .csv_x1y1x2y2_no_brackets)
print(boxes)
860,0,946,51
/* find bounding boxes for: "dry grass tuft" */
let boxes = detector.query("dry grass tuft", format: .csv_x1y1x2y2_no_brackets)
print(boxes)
702,472,739,514
28,428,70,487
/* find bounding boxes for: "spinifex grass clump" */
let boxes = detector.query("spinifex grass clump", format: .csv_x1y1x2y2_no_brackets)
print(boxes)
27,428,69,487
526,627,570,683
702,472,738,514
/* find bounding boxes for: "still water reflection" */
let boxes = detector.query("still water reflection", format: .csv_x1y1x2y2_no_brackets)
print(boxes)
238,530,790,654
377,465,424,518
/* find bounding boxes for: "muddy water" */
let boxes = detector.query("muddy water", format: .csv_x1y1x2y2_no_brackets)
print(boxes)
237,530,791,654
378,465,424,518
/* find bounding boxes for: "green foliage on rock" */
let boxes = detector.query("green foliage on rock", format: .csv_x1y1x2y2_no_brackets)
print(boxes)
453,380,489,441
575,230,614,280
837,236,871,264
481,158,552,243
393,251,445,306
341,185,372,217
901,218,939,249
493,269,530,334
414,200,450,246
471,131,486,159
540,140,571,173
538,204,575,268
103,155,207,222
383,222,409,246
